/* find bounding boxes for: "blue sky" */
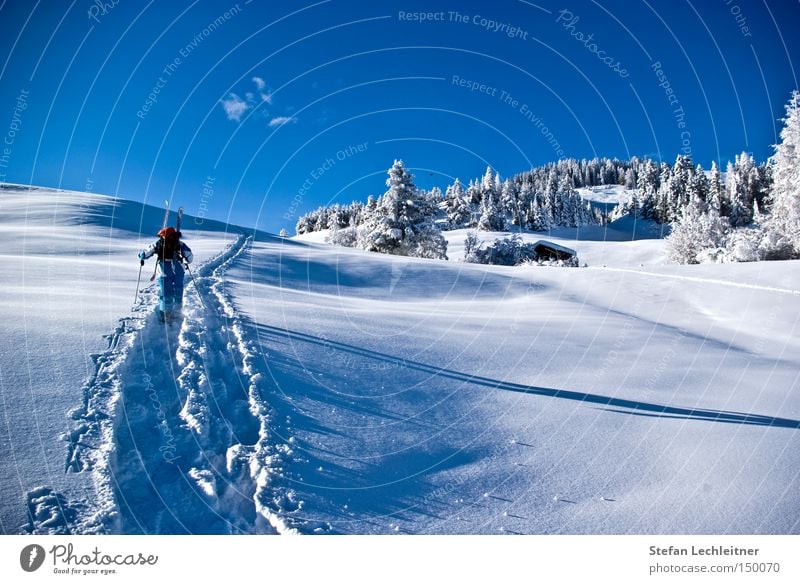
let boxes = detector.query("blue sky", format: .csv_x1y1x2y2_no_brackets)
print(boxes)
0,0,798,233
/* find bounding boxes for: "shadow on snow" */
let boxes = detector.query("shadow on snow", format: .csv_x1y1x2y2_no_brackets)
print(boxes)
253,323,800,430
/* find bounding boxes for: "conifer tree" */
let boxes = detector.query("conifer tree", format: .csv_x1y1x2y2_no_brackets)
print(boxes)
765,90,800,255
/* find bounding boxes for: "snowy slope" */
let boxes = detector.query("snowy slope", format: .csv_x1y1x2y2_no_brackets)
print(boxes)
577,184,633,205
442,224,667,267
0,186,241,534
2,186,798,535
299,219,668,268
231,233,799,534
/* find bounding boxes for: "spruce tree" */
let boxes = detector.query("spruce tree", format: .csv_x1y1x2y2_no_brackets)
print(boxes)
444,179,470,229
766,91,800,255
728,157,753,227
356,160,447,258
708,160,725,214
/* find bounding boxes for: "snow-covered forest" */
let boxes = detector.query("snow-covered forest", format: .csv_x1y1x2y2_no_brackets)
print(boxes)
666,91,800,263
296,91,800,266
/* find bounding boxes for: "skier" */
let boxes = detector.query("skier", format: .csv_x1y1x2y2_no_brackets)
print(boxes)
138,227,193,323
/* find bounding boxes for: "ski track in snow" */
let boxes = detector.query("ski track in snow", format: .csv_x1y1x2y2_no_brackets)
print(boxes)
26,234,307,534
173,234,308,534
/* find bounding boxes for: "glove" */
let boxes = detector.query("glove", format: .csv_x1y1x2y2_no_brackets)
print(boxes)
138,251,146,261
140,259,145,266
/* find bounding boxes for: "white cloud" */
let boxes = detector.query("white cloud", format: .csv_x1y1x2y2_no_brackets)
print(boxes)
268,116,296,127
221,93,249,122
250,76,272,104
222,79,287,126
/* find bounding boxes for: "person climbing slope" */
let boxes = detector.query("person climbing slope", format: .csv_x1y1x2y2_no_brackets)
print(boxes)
138,226,193,323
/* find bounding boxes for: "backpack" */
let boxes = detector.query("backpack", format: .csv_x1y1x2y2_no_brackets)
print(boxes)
156,229,181,261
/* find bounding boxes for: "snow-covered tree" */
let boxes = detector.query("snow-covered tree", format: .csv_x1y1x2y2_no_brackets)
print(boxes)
543,168,560,226
687,163,709,204
481,166,497,196
327,204,349,229
444,179,470,229
754,162,773,211
707,160,725,214
357,160,416,253
295,214,314,235
500,179,521,228
356,160,447,259
624,167,637,190
557,177,585,227
600,159,617,185
329,225,358,247
669,155,694,220
666,200,730,264
462,230,483,263
636,158,660,219
727,158,752,227
465,234,539,266
655,163,673,223
724,228,762,262
476,167,504,230
765,90,800,256
528,196,549,231
478,190,503,231
348,201,365,226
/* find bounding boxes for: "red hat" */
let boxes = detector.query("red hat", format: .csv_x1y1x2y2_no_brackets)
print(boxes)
158,226,177,238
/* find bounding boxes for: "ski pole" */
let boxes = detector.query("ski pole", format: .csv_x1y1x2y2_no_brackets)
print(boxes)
133,260,144,305
184,262,208,312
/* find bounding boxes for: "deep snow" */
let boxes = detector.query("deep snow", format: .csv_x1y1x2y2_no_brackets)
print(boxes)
1,186,798,534
0,187,240,533
251,227,799,533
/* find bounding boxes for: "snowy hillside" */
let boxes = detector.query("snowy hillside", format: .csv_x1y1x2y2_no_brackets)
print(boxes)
2,186,799,534
298,215,668,268
442,224,666,268
576,184,633,205
0,186,242,534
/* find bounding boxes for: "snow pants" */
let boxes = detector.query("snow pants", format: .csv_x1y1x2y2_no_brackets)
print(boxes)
157,260,185,314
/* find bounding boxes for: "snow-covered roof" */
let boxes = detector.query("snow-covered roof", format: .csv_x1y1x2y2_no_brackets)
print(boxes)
532,240,577,257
